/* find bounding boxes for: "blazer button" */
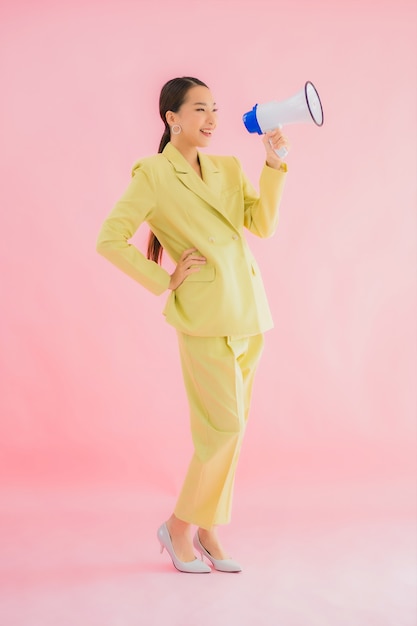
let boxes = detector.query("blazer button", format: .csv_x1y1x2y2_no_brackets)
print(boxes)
209,236,215,243
232,234,239,240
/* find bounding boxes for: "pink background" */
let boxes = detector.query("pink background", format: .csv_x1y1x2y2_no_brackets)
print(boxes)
0,1,416,624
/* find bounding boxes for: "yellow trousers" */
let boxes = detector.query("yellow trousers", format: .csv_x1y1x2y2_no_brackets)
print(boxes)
174,332,264,529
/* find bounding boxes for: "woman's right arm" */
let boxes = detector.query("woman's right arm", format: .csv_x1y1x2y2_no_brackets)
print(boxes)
96,165,171,295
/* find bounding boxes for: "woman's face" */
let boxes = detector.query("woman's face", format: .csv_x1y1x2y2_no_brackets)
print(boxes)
168,85,218,149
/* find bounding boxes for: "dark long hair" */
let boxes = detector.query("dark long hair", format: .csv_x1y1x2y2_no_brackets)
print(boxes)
146,76,209,264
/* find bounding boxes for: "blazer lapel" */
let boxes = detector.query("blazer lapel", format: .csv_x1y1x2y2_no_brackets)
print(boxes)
162,143,228,219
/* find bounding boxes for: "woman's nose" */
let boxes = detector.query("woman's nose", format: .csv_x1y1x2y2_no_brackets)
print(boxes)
207,112,216,126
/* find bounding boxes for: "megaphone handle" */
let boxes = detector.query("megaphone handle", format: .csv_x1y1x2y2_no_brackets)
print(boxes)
268,123,287,159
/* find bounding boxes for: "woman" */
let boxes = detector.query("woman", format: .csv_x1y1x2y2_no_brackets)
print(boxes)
96,76,289,573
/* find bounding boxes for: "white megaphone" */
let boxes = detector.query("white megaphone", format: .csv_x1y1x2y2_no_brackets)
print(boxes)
242,81,324,158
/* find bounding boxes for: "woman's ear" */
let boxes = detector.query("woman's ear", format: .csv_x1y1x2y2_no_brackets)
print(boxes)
165,111,176,126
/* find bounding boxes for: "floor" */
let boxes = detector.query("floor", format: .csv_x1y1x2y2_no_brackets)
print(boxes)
0,479,415,626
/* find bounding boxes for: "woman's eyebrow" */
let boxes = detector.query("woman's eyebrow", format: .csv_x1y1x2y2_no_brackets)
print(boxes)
192,102,217,106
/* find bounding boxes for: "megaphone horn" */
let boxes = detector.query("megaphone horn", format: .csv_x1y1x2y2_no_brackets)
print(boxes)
242,81,324,158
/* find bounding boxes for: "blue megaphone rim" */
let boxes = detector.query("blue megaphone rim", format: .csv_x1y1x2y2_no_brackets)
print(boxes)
242,104,262,135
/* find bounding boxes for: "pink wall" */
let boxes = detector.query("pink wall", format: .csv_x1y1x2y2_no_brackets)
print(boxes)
1,0,416,490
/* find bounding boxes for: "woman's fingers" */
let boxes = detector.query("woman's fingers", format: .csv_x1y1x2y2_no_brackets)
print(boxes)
185,255,206,269
180,247,198,260
169,247,207,290
261,128,290,168
181,249,206,270
264,129,290,152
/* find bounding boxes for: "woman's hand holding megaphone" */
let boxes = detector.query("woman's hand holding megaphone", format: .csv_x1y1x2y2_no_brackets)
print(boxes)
262,125,290,169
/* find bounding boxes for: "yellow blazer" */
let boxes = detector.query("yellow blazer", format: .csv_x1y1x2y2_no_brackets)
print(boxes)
96,142,287,337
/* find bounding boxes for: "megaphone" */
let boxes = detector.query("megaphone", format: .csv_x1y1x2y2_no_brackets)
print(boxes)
242,81,324,158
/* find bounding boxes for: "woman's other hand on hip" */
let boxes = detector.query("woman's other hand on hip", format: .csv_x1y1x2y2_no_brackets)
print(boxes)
169,247,206,290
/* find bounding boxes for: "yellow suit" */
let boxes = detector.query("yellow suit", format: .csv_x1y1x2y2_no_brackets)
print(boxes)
96,142,287,336
97,142,287,528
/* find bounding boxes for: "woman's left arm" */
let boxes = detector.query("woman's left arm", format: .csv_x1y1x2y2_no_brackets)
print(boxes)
242,128,290,238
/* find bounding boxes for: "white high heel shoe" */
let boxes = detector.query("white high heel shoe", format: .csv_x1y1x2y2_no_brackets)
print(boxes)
193,531,242,573
157,524,211,573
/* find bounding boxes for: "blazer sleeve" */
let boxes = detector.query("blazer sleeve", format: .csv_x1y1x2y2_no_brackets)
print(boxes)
96,163,171,295
241,160,288,238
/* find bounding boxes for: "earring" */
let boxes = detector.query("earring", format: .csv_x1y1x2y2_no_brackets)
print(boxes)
171,124,182,135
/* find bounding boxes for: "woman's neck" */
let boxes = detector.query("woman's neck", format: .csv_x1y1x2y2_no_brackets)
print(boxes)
171,140,202,178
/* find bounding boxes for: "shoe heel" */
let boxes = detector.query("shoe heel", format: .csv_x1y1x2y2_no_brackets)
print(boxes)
157,523,211,574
